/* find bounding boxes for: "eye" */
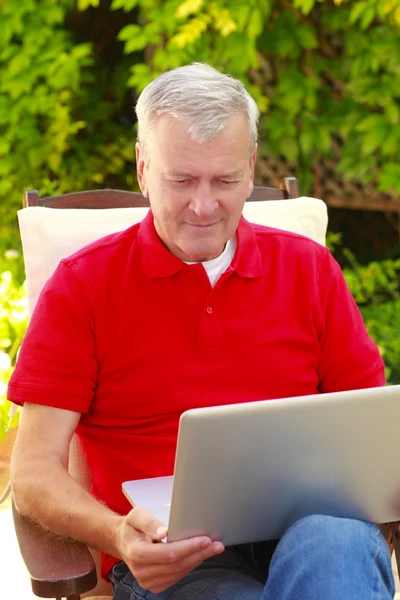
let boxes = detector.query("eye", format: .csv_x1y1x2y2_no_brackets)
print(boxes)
170,179,190,185
219,180,238,185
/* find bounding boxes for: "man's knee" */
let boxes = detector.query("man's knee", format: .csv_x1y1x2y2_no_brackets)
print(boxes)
289,513,380,536
279,514,387,557
265,515,395,599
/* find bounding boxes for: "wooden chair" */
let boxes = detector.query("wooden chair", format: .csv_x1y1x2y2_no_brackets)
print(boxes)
12,178,397,600
21,177,299,209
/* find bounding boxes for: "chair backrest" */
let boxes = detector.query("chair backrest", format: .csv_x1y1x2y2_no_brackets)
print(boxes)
18,179,327,318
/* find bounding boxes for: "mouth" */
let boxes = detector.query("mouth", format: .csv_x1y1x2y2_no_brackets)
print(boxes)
186,222,219,229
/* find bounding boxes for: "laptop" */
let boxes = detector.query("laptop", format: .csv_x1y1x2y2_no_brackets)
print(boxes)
123,385,400,545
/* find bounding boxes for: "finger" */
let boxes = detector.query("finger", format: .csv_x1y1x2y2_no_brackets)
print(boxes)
126,506,168,540
135,568,190,594
133,541,225,592
134,571,183,595
133,536,224,566
165,540,225,574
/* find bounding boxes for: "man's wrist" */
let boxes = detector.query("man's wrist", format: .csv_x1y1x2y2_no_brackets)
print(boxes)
107,513,127,558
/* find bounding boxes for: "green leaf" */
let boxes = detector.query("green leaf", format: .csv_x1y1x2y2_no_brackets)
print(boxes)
0,139,11,154
77,0,100,10
170,16,208,48
279,137,299,161
382,131,399,156
229,5,251,31
293,0,316,16
360,7,376,29
299,129,315,154
175,0,204,20
318,128,332,154
127,63,155,91
8,53,30,76
356,114,387,132
247,9,263,39
385,102,400,124
378,163,400,193
111,0,140,10
117,24,141,41
44,5,65,25
361,125,389,154
349,1,368,25
71,43,93,61
125,33,150,53
297,25,318,49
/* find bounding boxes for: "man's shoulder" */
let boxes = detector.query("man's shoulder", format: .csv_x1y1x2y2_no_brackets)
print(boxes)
62,221,141,269
251,221,328,258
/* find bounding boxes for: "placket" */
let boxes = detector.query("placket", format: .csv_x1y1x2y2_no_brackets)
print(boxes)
196,270,234,353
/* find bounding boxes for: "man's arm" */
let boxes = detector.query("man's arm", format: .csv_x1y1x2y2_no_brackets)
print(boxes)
11,403,224,592
317,249,385,392
11,403,123,556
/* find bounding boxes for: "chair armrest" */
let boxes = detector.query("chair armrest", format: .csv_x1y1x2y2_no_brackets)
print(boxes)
12,500,97,598
389,523,400,577
380,522,400,576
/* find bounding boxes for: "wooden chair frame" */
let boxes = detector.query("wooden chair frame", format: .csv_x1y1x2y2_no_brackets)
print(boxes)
22,177,299,209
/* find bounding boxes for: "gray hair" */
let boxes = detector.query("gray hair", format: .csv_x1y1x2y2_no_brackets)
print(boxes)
135,63,259,157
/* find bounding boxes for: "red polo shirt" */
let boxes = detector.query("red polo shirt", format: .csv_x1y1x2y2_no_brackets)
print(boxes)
8,211,384,578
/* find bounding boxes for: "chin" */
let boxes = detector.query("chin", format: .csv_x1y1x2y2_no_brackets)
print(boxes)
182,241,226,263
187,251,221,262
194,256,213,262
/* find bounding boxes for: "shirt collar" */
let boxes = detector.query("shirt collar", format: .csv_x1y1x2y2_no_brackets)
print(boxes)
138,210,263,280
232,216,263,279
138,210,187,278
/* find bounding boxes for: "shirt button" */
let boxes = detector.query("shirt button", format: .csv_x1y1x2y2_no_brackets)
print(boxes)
206,306,213,315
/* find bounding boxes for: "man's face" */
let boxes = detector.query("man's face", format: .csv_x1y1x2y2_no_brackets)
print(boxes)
136,113,257,262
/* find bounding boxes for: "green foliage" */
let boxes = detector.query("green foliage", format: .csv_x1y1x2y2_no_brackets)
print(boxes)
109,0,400,194
1,0,400,216
0,266,29,439
361,301,400,383
342,251,400,384
0,0,136,232
113,0,271,114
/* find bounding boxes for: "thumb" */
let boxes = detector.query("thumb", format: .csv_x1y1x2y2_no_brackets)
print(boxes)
125,505,168,541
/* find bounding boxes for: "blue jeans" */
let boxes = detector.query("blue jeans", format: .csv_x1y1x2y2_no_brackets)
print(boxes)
110,515,395,599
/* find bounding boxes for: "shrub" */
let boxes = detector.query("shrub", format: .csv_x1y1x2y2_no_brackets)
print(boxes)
342,252,400,384
0,266,28,439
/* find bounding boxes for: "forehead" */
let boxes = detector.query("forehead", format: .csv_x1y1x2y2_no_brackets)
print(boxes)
147,114,250,173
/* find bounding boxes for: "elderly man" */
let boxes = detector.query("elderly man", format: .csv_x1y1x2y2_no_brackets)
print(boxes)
9,63,394,600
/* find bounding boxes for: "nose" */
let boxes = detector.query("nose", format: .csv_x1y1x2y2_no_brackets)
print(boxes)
188,183,218,218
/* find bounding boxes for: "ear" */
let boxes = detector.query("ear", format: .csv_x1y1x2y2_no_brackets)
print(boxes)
247,144,258,198
136,142,149,198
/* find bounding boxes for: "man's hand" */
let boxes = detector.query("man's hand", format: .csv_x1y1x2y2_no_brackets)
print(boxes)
115,505,225,593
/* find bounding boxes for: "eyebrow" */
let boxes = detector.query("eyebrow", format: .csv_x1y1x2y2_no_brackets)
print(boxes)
166,171,194,178
218,170,245,179
166,170,244,179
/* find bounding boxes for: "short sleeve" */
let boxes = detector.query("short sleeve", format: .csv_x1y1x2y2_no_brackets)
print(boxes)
317,250,385,392
7,261,98,412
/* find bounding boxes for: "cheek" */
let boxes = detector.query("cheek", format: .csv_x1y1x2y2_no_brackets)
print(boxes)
154,196,187,228
223,195,247,219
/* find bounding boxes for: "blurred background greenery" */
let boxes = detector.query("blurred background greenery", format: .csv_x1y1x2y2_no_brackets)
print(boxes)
1,0,400,436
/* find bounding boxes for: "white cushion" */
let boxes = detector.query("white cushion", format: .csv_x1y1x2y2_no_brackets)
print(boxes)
18,197,327,316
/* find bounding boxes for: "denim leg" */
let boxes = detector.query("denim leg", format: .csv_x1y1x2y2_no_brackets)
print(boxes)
261,515,395,600
110,544,267,600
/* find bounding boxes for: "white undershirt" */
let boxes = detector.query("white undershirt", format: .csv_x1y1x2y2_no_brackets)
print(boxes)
185,235,237,287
